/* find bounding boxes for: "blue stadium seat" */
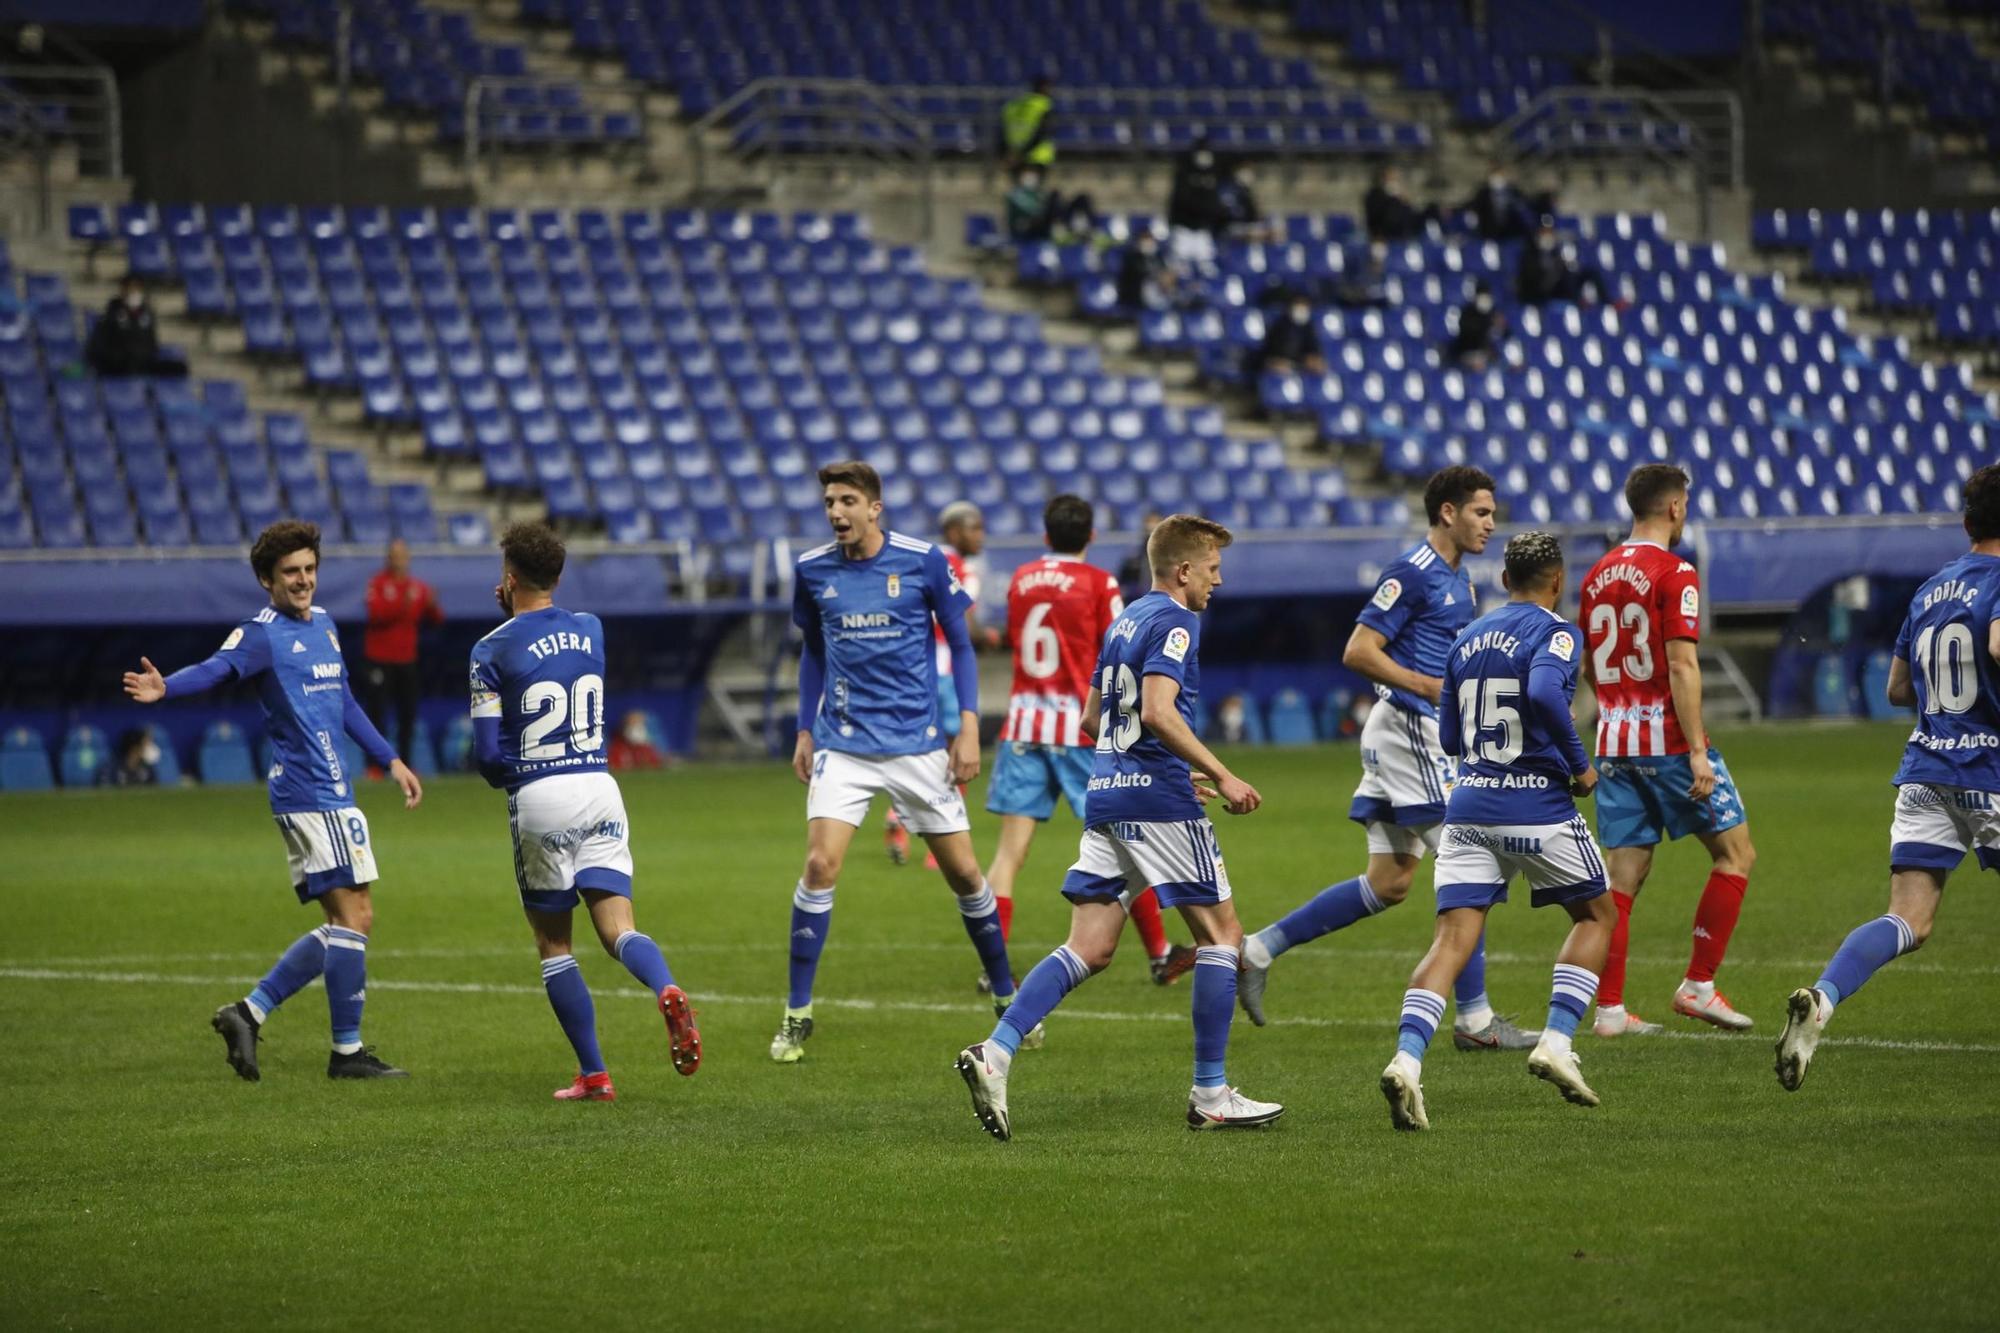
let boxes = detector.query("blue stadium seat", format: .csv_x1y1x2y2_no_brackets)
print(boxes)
0,727,53,790
1265,688,1319,745
58,724,110,787
197,721,257,784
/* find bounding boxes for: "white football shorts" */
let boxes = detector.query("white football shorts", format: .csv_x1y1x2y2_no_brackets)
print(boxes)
1061,817,1232,909
1349,700,1453,856
1890,783,2000,875
1433,815,1609,912
275,807,378,901
509,771,635,910
807,748,971,835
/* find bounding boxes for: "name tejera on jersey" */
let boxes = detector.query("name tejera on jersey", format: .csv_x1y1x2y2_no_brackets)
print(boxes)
526,630,593,661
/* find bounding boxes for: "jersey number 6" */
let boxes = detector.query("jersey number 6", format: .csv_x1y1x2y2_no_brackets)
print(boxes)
521,673,606,759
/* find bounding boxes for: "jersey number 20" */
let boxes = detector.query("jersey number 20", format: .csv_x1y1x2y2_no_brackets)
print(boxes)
521,673,606,759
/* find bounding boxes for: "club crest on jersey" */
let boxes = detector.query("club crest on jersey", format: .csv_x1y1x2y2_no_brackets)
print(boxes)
1163,626,1191,662
1548,630,1576,662
886,573,902,598
1372,577,1402,611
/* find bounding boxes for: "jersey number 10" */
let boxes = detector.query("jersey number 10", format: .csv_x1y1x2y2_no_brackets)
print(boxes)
1914,623,1977,715
521,673,606,759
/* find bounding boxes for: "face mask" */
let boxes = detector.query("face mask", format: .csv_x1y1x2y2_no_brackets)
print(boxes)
623,720,648,745
124,292,143,309
140,739,161,765
1475,294,1493,313
1021,175,1041,190
1195,151,1212,169
1291,308,1310,324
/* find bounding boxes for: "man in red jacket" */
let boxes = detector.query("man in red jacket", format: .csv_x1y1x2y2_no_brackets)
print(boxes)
363,539,443,767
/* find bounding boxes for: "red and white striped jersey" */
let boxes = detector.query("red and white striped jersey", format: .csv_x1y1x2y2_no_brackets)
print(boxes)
999,554,1124,747
1580,539,1703,757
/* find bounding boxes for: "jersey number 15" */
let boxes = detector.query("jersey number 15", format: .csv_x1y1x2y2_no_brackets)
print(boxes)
521,673,606,759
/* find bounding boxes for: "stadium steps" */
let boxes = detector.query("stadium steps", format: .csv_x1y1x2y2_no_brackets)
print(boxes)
22,226,522,542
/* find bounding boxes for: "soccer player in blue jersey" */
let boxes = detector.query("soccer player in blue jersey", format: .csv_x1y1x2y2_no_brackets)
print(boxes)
775,460,1022,1063
121,519,422,1081
470,522,701,1102
956,514,1283,1140
1379,531,1616,1130
1777,465,2000,1091
1238,466,1536,1050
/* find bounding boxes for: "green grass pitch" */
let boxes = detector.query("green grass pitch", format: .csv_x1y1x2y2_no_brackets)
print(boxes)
3,721,1997,1329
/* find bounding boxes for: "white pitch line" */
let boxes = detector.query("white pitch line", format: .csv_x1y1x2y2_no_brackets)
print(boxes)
2,965,1996,1055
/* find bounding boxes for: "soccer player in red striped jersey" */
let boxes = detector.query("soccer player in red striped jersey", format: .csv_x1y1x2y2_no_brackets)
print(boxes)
1580,464,1757,1037
983,495,1194,985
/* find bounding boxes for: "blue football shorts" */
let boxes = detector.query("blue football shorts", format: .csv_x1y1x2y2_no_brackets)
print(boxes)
1595,748,1748,849
985,740,1094,821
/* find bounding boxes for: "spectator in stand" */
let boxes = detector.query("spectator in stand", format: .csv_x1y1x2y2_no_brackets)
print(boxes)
610,711,666,772
1463,162,1536,242
108,727,161,787
1516,217,1607,306
1447,280,1506,368
1218,163,1274,243
1337,240,1392,309
1115,230,1185,312
1001,76,1056,172
1214,693,1252,744
363,537,443,766
85,275,186,379
1167,138,1227,265
1258,295,1328,376
1363,163,1439,243
1004,165,1097,243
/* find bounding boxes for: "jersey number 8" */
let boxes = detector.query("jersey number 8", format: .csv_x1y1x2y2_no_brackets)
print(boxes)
521,673,606,759
1097,663,1142,753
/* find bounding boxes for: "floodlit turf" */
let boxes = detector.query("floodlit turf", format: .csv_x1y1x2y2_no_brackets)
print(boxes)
3,721,1997,1329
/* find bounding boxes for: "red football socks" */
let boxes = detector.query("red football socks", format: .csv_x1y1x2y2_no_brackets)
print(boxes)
1687,871,1747,982
1599,890,1635,1007
1129,887,1168,958
996,893,1014,942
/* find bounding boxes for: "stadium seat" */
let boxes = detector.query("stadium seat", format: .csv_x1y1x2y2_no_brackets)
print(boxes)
58,724,110,787
1,727,55,790
196,721,257,785
1265,688,1319,745
145,725,183,784
1811,654,1856,718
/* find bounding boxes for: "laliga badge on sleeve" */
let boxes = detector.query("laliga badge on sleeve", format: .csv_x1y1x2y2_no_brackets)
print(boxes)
1163,626,1191,662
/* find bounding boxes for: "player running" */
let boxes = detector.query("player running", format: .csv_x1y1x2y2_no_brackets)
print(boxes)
983,494,1196,988
1239,466,1536,1050
956,515,1282,1140
1581,464,1756,1037
121,519,421,1082
469,522,701,1102
776,461,1025,1063
1380,532,1616,1131
1777,465,2000,1092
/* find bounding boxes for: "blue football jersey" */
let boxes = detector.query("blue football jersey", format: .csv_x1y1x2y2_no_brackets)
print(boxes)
1892,551,2000,791
793,531,974,756
1439,600,1590,825
166,604,388,814
469,606,611,791
1356,539,1479,719
1084,591,1203,828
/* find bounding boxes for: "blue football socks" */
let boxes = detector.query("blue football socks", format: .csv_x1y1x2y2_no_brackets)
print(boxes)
787,882,834,1009
990,945,1088,1058
1397,988,1447,1062
1190,945,1239,1089
245,925,329,1023
1255,875,1387,961
1817,914,1917,1009
956,882,1016,1001
613,930,674,994
1546,963,1599,1042
322,925,369,1054
1455,928,1492,1016
541,955,605,1076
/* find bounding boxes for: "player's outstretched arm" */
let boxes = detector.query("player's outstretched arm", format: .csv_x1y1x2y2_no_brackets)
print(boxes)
122,656,166,704
1139,672,1260,814
1342,624,1442,703
1663,638,1713,798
